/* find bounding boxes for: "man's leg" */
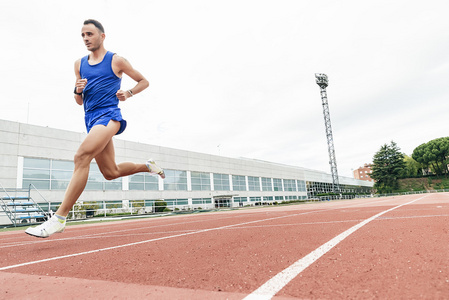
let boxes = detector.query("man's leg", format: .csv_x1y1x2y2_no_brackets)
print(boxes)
56,121,121,217
25,121,121,237
94,139,148,181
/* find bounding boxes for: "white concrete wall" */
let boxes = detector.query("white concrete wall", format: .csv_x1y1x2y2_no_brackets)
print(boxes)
0,119,372,204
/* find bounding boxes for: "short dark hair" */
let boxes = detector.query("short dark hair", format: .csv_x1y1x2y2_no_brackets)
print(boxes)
83,19,105,33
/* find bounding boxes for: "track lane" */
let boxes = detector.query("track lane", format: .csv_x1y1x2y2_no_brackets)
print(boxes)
1,194,447,298
276,194,449,299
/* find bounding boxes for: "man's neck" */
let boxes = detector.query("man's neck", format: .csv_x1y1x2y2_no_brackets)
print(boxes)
89,47,107,63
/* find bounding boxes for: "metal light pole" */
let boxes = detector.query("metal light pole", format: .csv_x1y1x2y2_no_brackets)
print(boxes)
315,73,341,194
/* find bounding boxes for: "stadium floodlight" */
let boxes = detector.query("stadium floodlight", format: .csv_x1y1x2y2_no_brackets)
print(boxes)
315,73,328,88
315,73,341,195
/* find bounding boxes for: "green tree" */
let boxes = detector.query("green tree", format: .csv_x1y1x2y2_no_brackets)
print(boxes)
371,141,405,193
401,154,421,178
412,137,449,176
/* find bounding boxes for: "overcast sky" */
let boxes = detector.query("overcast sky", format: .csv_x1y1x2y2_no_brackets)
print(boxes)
1,0,448,177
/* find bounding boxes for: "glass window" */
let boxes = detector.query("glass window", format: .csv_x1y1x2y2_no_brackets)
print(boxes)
23,158,50,189
22,157,121,191
165,199,189,206
263,196,274,202
164,170,188,191
23,157,50,169
85,164,122,191
129,173,158,191
52,160,74,170
213,173,230,191
248,176,260,191
234,197,247,203
297,180,306,192
273,178,283,191
23,169,50,180
50,179,70,190
23,179,50,190
232,175,246,191
104,181,122,190
261,177,272,191
191,172,211,191
284,179,297,191
192,198,212,205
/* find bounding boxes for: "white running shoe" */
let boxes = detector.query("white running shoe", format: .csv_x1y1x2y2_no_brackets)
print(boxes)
146,159,165,179
25,215,66,238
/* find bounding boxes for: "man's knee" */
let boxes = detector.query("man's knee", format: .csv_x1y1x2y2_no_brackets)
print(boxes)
74,150,93,167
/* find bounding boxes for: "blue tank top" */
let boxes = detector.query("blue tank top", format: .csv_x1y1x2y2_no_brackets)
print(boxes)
80,51,122,113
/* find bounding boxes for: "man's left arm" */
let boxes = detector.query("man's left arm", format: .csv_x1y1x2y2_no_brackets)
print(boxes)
114,55,149,101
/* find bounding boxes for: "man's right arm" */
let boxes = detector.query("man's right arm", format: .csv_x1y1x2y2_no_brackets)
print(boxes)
74,59,85,106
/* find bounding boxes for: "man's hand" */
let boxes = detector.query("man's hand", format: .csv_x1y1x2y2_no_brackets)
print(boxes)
116,89,131,101
75,79,88,94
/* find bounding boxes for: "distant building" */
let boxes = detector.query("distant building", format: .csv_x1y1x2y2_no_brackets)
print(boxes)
0,119,373,225
353,164,374,182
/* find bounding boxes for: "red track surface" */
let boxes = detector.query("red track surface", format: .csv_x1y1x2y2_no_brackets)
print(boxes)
1,193,449,299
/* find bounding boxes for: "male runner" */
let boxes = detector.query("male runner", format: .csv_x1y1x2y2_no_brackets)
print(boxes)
26,19,165,238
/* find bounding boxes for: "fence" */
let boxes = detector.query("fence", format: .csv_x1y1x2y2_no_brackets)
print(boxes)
5,188,448,226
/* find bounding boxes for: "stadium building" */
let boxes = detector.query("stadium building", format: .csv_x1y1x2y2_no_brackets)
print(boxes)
0,119,373,225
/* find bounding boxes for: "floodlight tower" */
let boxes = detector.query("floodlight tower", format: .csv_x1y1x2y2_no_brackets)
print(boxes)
315,73,341,194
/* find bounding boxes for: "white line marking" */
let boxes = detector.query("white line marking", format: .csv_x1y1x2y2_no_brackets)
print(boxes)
243,195,428,300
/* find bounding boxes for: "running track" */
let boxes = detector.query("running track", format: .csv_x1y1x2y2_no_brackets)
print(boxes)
1,193,448,299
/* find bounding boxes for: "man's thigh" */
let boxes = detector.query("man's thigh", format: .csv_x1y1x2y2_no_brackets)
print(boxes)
78,120,121,159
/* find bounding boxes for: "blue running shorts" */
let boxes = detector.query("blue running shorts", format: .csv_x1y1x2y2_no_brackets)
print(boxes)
84,107,127,135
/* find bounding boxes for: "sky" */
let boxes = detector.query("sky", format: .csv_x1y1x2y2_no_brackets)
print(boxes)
1,0,449,178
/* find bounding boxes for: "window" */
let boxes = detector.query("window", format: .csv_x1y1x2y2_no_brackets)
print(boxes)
261,177,272,191
273,178,283,191
248,176,260,191
165,199,189,206
284,179,297,191
213,173,230,191
23,158,51,189
51,160,74,190
232,175,246,191
192,198,212,205
85,163,122,191
163,170,188,191
22,157,121,191
191,172,211,191
263,196,274,202
234,197,247,203
297,180,306,192
129,173,159,190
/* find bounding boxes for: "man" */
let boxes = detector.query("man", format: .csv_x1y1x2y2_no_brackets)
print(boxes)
25,19,165,238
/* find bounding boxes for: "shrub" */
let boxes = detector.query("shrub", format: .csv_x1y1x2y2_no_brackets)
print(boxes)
154,200,167,212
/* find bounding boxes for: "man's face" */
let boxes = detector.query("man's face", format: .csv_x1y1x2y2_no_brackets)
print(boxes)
81,24,104,52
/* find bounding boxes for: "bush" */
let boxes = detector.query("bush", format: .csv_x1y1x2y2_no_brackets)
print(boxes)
154,200,167,212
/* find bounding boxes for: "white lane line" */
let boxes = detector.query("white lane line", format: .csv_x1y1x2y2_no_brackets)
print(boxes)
244,195,428,300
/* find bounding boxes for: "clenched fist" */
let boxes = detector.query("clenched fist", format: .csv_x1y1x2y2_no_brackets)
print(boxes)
116,89,132,101
75,78,88,94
